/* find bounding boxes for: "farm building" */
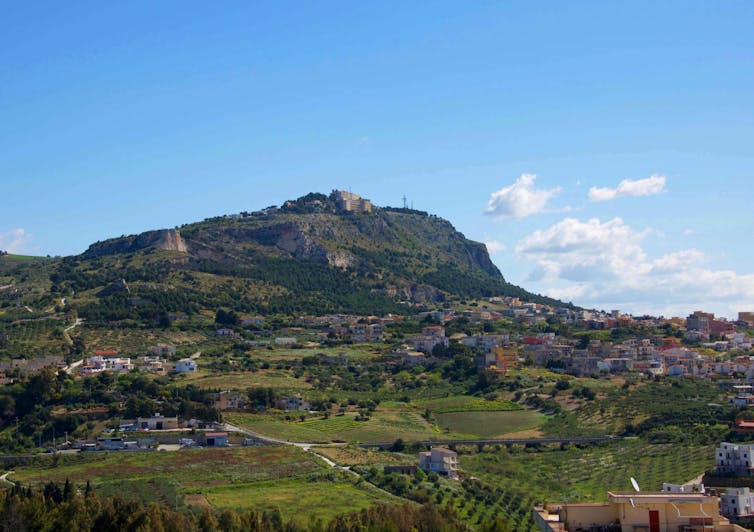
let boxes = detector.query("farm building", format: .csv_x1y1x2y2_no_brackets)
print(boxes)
136,414,178,430
202,432,229,447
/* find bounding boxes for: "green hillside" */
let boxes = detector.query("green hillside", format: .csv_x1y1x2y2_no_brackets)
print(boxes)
1,192,570,326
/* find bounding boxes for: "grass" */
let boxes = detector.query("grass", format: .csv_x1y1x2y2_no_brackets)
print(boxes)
205,478,395,525
94,477,185,508
230,403,547,443
11,446,319,487
9,445,398,521
228,409,442,443
185,369,313,391
435,410,546,439
250,346,382,362
416,395,522,413
78,326,207,356
313,446,415,467
0,317,70,359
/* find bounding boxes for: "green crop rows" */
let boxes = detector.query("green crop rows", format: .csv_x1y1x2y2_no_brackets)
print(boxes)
446,441,716,530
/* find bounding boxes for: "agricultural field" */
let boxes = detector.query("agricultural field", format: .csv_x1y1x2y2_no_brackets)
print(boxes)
8,445,394,522
205,477,398,525
355,439,718,531
313,446,415,467
230,395,551,443
10,446,318,487
0,317,70,358
185,369,313,392
248,346,383,362
416,395,522,413
77,326,207,356
435,410,546,439
228,408,442,443
444,440,717,530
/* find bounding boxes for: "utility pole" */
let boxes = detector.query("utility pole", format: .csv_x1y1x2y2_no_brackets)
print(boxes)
402,195,407,209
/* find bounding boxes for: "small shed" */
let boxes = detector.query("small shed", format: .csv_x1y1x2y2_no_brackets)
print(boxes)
203,432,229,447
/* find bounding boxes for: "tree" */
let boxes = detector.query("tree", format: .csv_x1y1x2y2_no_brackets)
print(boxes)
214,309,239,326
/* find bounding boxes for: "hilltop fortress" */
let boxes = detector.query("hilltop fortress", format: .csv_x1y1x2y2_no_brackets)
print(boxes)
330,190,373,213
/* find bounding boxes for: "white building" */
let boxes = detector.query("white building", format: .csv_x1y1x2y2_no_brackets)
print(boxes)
82,355,133,374
419,447,459,479
662,482,705,493
721,488,754,518
175,358,197,373
717,442,754,475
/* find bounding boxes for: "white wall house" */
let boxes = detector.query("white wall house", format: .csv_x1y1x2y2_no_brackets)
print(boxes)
419,448,459,479
721,488,754,518
717,442,754,475
175,358,197,373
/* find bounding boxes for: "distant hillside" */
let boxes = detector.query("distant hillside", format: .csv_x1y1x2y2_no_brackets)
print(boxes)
3,191,572,323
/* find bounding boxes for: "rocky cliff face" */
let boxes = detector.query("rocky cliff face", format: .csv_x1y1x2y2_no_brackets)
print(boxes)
83,229,187,258
226,222,357,268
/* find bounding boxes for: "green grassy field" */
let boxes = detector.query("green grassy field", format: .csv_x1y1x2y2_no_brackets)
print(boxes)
78,326,207,356
416,395,522,413
185,369,314,391
248,346,382,362
205,478,396,525
0,317,70,358
228,409,442,443
435,410,546,438
9,445,396,521
11,446,318,487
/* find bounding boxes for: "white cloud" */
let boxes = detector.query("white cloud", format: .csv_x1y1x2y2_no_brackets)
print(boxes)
484,174,563,220
515,217,649,282
588,174,666,202
515,217,754,318
544,284,588,302
485,240,507,254
0,228,33,254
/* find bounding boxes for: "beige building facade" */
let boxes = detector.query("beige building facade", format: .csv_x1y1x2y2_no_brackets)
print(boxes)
534,491,748,532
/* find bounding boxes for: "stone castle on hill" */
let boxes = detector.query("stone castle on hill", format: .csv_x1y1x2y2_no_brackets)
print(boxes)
331,190,373,213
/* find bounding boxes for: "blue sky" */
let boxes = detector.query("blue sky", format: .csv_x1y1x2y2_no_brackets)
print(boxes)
2,1,753,318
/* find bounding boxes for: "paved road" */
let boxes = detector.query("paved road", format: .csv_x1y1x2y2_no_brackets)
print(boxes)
62,318,83,346
0,471,14,487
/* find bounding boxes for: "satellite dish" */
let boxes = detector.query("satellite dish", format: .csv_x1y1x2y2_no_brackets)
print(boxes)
630,477,641,492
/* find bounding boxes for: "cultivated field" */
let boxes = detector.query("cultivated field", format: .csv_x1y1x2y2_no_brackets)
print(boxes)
445,440,717,530
205,478,398,525
185,369,314,392
228,409,442,443
8,445,395,522
435,410,546,438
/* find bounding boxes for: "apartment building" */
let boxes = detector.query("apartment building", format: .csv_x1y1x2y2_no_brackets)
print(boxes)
716,442,754,475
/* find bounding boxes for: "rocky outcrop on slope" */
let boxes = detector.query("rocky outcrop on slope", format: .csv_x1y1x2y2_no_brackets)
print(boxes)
83,229,187,258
